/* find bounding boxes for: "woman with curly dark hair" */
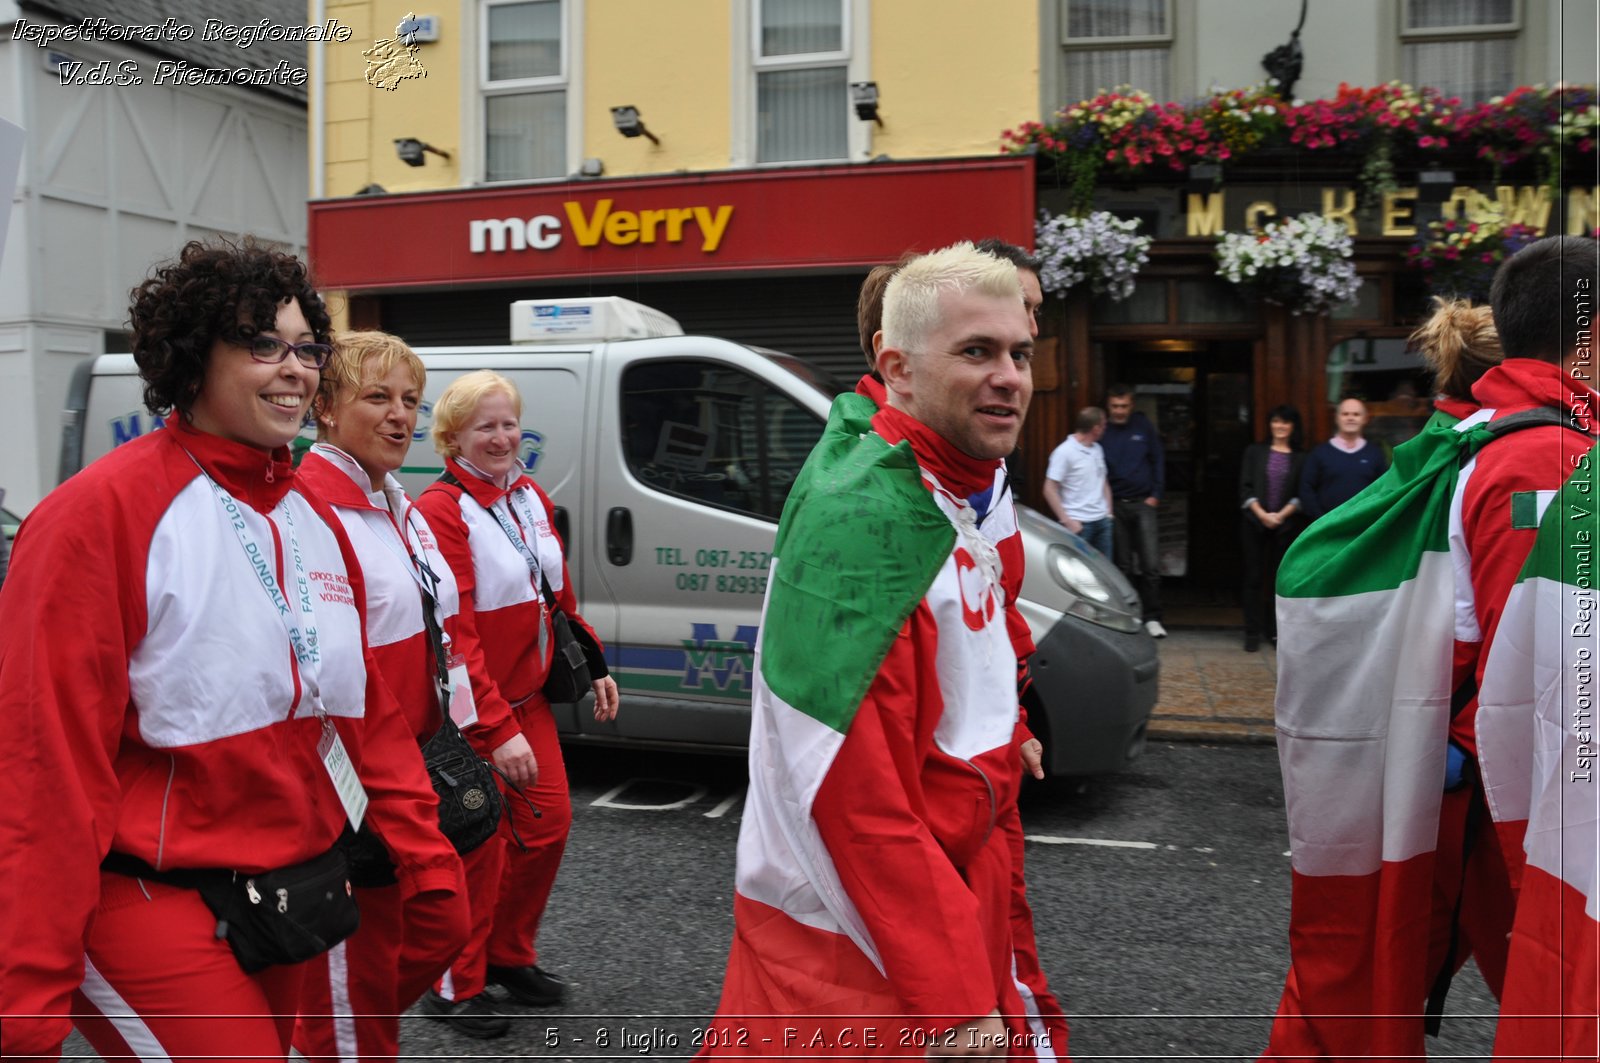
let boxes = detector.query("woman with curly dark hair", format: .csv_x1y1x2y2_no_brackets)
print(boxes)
0,240,467,1061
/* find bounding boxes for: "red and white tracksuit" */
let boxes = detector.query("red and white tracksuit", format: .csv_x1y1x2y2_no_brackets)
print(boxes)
1427,359,1600,1002
292,445,510,1062
415,456,603,1001
0,421,465,1063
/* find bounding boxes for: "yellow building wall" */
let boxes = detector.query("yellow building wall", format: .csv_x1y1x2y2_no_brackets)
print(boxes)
583,1,732,175
314,0,1040,194
321,0,466,197
869,0,1039,159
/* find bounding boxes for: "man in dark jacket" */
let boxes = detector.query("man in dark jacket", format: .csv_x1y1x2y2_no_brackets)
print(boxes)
1300,397,1389,519
1101,384,1166,637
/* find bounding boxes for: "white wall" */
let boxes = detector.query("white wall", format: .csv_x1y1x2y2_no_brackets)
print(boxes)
0,32,307,511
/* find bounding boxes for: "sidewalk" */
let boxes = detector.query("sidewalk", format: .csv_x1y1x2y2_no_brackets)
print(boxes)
1149,626,1277,743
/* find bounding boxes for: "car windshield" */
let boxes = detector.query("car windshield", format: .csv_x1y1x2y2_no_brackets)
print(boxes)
748,347,845,400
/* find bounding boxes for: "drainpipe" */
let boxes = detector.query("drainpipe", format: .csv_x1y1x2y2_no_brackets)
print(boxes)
310,0,325,200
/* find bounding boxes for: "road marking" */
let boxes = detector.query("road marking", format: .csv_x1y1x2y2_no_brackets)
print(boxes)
591,778,708,811
703,791,744,818
1024,834,1158,850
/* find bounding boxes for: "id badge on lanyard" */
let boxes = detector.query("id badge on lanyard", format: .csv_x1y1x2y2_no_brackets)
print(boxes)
200,469,369,829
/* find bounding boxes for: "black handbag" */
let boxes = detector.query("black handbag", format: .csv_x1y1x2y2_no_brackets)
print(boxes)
538,571,593,704
103,842,361,974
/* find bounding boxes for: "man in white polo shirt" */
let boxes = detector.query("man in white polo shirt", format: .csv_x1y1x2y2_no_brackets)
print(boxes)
1043,406,1113,558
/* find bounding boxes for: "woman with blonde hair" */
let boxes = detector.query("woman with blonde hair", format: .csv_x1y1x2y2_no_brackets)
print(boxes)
415,370,617,1028
1410,295,1505,419
293,334,536,1052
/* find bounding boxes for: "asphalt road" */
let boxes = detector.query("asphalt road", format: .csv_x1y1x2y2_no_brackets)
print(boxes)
62,740,1502,1061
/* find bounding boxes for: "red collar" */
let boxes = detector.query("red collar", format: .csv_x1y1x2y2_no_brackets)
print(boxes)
168,418,296,512
444,455,534,508
870,403,1001,498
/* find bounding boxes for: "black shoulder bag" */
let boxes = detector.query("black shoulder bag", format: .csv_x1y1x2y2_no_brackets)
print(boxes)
439,470,605,704
346,513,541,887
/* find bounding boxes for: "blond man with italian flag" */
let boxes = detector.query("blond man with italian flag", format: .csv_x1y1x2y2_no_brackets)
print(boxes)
1264,235,1599,1059
700,243,1057,1059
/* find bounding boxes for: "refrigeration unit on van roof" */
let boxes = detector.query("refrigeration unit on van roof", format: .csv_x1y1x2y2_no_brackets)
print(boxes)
509,296,684,344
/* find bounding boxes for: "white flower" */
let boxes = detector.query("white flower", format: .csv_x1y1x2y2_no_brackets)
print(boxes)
1034,211,1152,302
1212,212,1361,315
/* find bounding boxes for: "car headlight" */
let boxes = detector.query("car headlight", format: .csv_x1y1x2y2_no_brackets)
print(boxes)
1047,543,1143,633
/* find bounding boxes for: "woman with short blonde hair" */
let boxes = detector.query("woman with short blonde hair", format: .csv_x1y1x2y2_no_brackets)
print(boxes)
415,370,618,1028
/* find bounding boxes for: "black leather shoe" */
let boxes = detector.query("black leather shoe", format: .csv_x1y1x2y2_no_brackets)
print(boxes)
420,990,511,1039
487,963,567,1006
1244,634,1260,652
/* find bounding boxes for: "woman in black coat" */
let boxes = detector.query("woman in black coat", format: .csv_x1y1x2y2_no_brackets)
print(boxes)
1238,404,1308,652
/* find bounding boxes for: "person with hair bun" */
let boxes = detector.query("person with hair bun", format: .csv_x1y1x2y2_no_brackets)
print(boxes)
1410,295,1505,420
293,334,534,1054
0,241,465,1061
415,370,617,1031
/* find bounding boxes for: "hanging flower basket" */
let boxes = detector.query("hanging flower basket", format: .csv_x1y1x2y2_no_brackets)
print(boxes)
1404,213,1541,302
1215,212,1362,315
1034,211,1152,302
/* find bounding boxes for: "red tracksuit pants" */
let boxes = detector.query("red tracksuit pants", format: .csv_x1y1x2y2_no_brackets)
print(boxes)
70,870,305,1062
293,881,471,1062
438,700,572,1001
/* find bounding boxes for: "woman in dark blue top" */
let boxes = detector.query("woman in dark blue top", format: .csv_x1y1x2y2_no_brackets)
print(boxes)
1238,405,1308,652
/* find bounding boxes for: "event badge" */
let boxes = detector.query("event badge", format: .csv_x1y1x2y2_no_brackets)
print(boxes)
446,652,478,728
317,718,369,829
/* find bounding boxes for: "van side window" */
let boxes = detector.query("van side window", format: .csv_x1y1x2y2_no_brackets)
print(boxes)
621,360,823,521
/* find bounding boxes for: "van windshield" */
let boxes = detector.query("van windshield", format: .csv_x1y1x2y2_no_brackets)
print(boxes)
749,348,845,400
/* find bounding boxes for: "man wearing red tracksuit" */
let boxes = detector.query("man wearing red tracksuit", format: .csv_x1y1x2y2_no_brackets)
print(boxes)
0,420,467,1062
294,443,523,1060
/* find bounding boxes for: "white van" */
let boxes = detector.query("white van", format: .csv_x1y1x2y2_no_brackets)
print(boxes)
59,297,1157,776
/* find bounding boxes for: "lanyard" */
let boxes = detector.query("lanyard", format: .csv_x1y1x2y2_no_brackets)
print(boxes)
196,468,325,718
487,487,547,591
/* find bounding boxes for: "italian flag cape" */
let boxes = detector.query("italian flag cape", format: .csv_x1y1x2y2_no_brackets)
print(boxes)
1482,444,1600,1060
1265,409,1565,1059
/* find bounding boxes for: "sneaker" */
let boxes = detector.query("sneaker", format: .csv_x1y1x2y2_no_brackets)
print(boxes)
420,990,511,1039
486,963,567,1006
1144,619,1168,638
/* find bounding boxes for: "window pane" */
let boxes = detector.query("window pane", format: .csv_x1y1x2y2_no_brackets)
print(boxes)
1329,278,1382,320
488,0,562,81
1177,279,1260,323
1066,0,1167,38
621,360,824,521
757,67,847,162
1403,38,1514,104
1093,280,1166,324
485,91,566,181
1405,0,1515,30
760,0,843,56
1064,47,1169,100
1325,339,1433,448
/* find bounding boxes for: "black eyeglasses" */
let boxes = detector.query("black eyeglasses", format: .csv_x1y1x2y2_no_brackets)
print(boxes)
236,336,333,369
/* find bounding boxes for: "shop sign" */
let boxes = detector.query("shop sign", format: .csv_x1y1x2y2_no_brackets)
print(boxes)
309,158,1034,290
1184,184,1600,238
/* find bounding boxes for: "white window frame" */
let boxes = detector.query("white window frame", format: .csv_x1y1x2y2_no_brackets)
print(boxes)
474,0,581,185
739,0,868,167
1058,0,1174,100
1398,0,1520,102
1400,0,1521,38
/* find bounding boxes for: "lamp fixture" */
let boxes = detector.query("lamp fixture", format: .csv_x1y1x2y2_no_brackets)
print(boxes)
1417,167,1456,204
610,106,660,145
393,138,451,167
578,157,605,178
850,81,882,125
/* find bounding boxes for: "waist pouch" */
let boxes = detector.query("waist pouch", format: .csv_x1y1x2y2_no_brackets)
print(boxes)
102,841,360,973
542,609,592,703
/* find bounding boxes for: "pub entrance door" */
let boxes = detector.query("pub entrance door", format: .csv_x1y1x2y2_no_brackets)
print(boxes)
1101,339,1254,622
